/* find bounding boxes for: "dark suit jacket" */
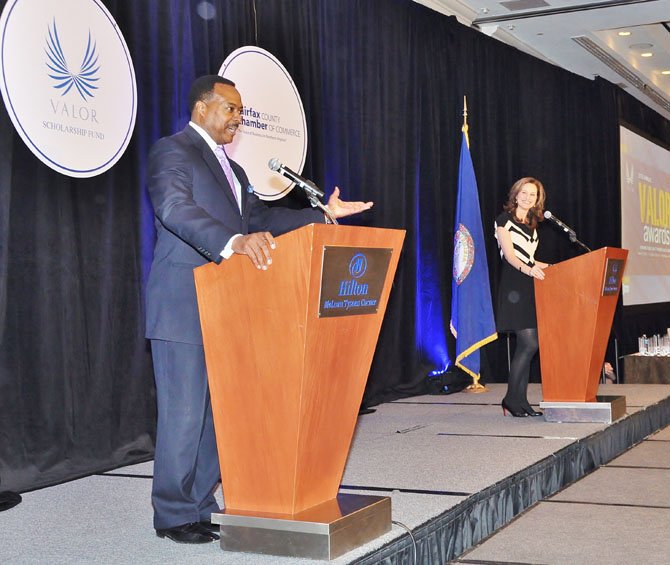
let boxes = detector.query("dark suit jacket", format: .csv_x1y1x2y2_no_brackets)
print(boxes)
145,124,323,344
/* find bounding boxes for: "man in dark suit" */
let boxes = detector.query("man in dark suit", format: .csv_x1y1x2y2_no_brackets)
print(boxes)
145,75,372,543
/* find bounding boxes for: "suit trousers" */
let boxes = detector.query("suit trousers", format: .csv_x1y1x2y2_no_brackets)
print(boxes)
150,339,220,529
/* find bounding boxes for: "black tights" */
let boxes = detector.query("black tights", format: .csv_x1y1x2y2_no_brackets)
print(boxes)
505,328,539,409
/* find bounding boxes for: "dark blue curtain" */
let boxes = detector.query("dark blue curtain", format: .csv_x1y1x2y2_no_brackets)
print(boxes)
1,0,669,493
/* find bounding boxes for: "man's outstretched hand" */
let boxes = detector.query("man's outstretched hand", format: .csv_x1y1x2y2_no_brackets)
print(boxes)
232,187,371,269
326,186,373,219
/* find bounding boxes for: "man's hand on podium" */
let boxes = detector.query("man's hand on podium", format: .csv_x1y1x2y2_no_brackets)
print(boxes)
325,186,373,219
232,231,276,270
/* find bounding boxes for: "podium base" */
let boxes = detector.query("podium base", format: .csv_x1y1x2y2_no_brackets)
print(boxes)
211,493,391,560
539,395,626,423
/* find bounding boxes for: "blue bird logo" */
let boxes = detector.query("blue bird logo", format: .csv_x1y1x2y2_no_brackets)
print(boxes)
45,20,100,101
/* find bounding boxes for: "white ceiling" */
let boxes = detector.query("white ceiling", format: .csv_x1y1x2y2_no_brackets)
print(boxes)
416,0,670,121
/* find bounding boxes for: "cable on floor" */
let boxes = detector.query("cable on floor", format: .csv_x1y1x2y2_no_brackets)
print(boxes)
392,519,417,565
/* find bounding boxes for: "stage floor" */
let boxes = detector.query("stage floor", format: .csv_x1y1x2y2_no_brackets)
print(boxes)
457,423,670,564
2,383,669,564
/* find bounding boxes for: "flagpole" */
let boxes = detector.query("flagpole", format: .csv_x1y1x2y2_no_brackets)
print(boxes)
462,95,469,147
462,96,489,394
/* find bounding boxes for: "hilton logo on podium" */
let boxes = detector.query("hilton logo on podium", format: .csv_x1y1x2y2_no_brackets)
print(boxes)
602,258,624,296
319,248,391,318
338,253,369,297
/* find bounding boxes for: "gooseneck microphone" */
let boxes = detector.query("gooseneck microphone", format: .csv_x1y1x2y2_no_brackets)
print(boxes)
268,158,324,199
543,210,576,236
268,157,337,224
543,210,591,252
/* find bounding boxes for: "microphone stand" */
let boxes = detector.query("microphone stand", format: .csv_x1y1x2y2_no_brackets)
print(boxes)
269,160,338,224
567,231,591,253
545,211,591,254
306,191,338,225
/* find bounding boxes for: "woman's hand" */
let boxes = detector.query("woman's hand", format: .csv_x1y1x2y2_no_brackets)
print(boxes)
528,265,545,280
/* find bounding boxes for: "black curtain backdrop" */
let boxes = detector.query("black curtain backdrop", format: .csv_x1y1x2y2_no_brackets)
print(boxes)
1,0,669,493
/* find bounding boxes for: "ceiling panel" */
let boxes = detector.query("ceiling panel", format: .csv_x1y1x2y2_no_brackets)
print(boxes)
415,0,670,120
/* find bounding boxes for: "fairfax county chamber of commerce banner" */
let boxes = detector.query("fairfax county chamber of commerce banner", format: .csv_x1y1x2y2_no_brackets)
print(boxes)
220,46,308,201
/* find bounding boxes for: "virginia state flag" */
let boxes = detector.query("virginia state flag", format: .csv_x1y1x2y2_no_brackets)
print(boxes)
450,130,497,383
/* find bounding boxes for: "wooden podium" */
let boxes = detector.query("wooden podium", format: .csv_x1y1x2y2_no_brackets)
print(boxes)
535,247,628,422
193,224,404,559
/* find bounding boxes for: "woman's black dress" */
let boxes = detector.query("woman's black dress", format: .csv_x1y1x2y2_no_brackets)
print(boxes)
495,211,539,331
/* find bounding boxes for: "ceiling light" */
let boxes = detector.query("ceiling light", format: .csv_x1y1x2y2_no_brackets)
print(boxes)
662,71,670,75
618,31,631,37
641,52,653,58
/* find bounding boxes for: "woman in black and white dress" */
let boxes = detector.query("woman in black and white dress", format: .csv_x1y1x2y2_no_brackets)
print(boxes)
495,177,550,417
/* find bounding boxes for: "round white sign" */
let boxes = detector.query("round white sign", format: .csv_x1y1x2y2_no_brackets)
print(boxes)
219,47,308,201
0,0,137,178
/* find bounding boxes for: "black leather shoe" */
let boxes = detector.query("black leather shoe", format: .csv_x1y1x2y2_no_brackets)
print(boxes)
156,522,218,543
198,521,220,534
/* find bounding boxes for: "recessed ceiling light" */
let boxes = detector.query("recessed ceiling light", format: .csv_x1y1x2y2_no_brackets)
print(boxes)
641,52,653,58
618,31,631,37
662,70,670,75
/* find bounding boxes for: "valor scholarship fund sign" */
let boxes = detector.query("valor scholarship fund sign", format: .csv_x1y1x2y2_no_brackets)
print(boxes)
0,0,137,177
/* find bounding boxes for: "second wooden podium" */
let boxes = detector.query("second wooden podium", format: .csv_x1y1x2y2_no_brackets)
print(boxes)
193,224,405,559
535,247,628,422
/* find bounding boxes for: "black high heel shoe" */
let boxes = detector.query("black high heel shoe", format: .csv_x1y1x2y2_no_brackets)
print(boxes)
501,400,528,417
523,404,543,417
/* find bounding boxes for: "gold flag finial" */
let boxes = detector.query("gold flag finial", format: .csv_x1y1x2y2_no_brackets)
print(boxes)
462,95,469,148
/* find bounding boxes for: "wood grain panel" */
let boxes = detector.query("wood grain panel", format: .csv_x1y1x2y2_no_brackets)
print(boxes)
193,224,405,515
535,247,627,402
295,225,404,512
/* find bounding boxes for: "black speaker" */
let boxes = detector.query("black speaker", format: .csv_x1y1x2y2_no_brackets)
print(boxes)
425,367,472,395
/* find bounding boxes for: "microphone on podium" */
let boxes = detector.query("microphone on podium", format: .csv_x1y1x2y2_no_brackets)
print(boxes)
543,210,576,236
543,210,591,252
268,158,324,199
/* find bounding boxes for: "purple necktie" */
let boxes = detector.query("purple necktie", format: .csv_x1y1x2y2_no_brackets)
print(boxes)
213,145,239,207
